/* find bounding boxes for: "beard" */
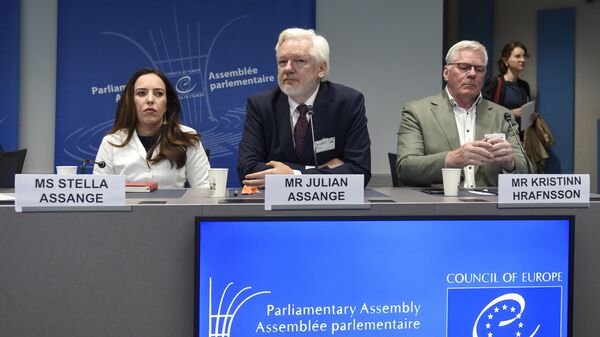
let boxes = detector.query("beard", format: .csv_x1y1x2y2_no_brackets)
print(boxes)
278,79,318,101
281,84,307,98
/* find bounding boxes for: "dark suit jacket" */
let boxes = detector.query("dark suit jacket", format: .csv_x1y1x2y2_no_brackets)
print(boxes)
237,81,371,186
396,91,527,187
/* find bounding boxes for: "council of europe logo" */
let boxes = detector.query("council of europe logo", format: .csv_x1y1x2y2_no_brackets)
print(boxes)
447,287,563,337
207,277,271,337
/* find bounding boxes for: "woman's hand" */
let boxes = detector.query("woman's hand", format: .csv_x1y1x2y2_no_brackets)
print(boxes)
512,107,522,118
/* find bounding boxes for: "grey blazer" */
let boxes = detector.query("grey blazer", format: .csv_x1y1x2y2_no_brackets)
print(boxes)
396,91,527,187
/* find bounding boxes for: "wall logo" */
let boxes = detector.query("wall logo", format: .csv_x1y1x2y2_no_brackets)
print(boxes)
447,287,563,337
62,8,256,163
176,75,198,94
208,277,271,337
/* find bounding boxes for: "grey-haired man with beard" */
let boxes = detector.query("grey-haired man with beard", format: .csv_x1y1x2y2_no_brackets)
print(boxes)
237,28,371,187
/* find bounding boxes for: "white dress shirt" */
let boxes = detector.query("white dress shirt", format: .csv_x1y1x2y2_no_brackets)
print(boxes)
288,84,319,137
287,84,319,173
446,87,482,188
93,125,210,188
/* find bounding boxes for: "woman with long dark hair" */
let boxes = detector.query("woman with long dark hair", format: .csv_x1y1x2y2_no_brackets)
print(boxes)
94,68,210,188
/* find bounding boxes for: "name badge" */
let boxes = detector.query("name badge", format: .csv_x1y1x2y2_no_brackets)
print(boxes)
14,174,126,212
265,174,364,210
314,137,335,154
498,174,589,208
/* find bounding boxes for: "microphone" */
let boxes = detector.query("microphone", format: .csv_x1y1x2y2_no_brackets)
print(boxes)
503,112,532,174
307,105,319,174
80,159,106,174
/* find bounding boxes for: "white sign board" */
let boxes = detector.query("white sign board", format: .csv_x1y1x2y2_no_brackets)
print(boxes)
498,174,589,208
15,174,126,212
264,174,364,210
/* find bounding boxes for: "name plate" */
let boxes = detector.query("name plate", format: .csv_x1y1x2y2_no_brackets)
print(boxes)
265,174,364,211
498,174,589,208
15,174,126,212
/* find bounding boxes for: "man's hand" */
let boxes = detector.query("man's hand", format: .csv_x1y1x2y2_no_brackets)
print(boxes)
242,161,294,186
487,137,516,171
445,140,494,168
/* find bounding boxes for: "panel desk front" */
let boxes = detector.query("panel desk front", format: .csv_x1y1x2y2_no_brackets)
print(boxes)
0,187,598,337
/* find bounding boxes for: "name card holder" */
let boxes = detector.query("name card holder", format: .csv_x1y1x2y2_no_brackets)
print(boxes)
498,174,590,208
265,174,368,211
15,174,130,212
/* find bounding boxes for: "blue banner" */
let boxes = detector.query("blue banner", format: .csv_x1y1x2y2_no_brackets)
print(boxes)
197,218,571,336
56,0,315,185
0,0,20,151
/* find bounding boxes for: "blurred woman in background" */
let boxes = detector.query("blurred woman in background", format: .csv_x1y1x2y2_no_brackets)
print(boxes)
484,41,532,140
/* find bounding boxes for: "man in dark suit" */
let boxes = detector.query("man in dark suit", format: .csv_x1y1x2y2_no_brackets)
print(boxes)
237,28,371,186
396,40,527,187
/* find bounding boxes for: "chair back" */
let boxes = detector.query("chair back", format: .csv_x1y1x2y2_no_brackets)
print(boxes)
0,149,27,188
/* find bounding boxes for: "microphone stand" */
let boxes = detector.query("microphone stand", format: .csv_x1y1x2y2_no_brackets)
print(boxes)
80,159,107,174
504,113,533,174
307,106,319,174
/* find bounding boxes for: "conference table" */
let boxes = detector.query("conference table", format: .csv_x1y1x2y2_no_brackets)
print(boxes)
1,187,598,336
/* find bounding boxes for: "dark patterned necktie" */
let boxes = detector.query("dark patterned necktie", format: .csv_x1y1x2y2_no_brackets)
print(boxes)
294,104,309,158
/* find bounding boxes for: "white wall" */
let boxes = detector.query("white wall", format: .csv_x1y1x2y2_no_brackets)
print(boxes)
493,0,600,191
19,0,57,173
317,0,444,185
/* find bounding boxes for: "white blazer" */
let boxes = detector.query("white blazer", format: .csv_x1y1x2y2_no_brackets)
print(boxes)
93,125,210,188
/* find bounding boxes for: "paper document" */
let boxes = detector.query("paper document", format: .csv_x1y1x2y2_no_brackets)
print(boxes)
0,193,16,201
468,190,496,196
520,100,536,131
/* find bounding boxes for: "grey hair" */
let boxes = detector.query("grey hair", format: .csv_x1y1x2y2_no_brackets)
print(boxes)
445,40,488,65
275,28,330,78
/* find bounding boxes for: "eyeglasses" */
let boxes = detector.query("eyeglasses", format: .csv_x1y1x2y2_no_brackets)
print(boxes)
448,63,487,73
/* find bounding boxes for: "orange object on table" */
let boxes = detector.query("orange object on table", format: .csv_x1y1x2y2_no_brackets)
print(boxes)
241,185,259,195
